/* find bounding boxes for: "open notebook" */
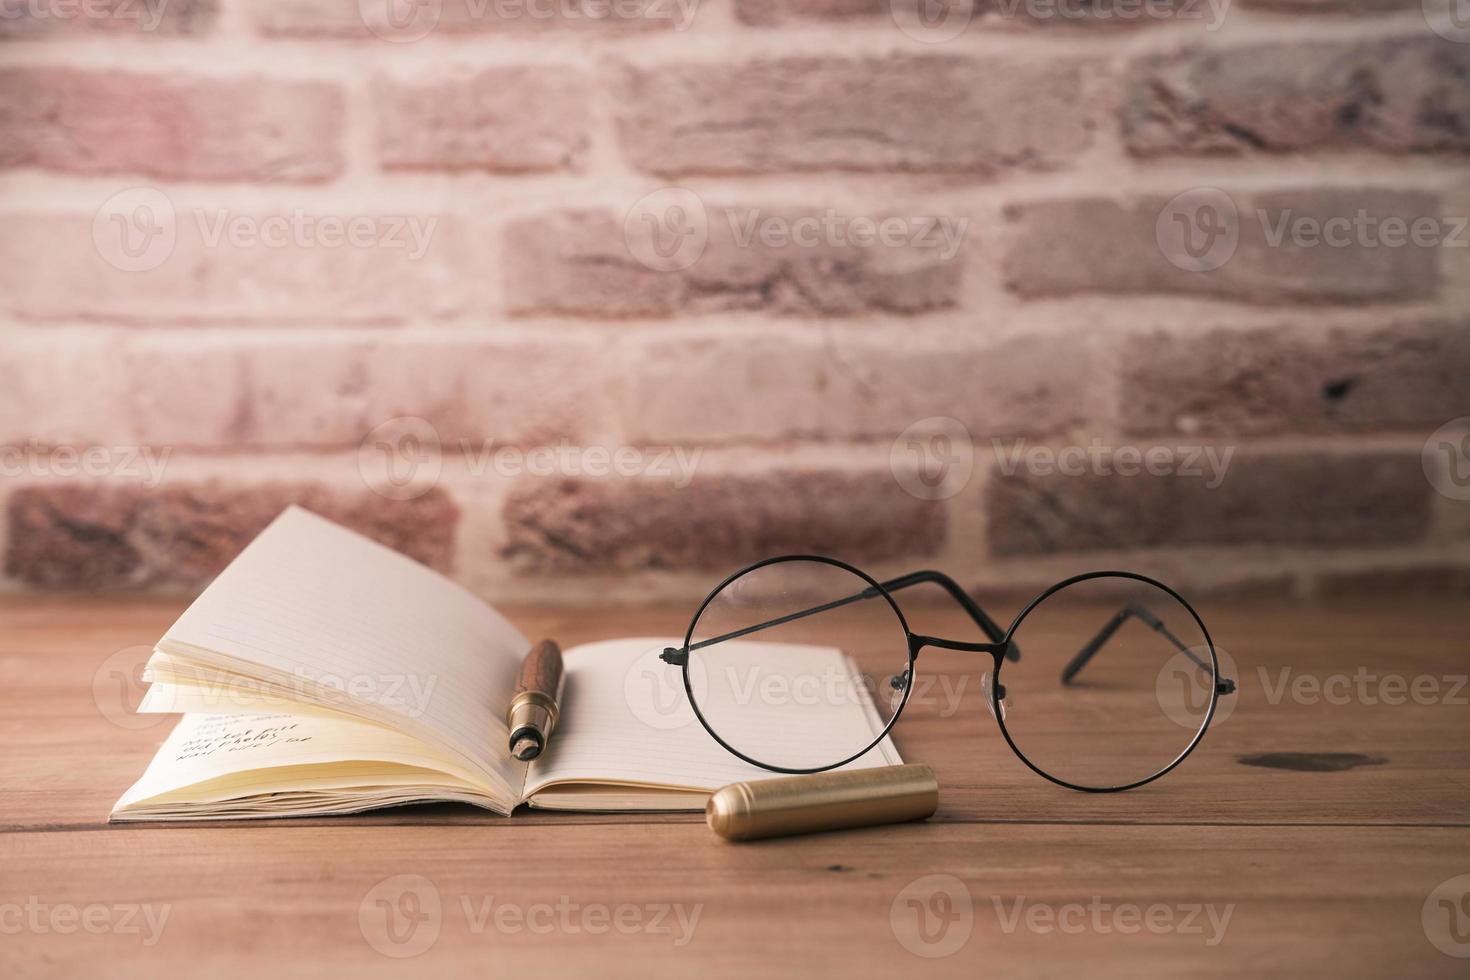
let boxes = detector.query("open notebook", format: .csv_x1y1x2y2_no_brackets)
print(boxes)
111,507,902,820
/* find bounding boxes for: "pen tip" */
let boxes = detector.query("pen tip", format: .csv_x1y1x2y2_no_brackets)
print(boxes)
511,735,542,761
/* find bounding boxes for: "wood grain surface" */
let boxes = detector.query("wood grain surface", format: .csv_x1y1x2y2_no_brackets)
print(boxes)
515,638,564,699
2,594,1467,978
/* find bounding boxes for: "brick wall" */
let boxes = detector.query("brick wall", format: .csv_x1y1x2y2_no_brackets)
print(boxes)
0,0,1467,605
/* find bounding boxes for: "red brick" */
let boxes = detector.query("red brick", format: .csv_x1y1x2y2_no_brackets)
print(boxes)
736,0,888,23
0,333,607,450
255,0,680,36
1003,188,1443,303
1314,566,1470,598
622,331,1089,443
248,334,607,449
986,450,1430,556
0,0,217,37
0,210,472,324
0,333,131,447
0,69,343,182
736,0,1225,27
505,210,676,317
505,206,966,317
992,0,1231,25
375,68,591,173
1122,36,1470,156
347,335,610,448
1239,0,1414,9
501,470,946,571
4,483,458,589
4,333,609,449
0,333,252,448
612,55,1095,176
972,567,1295,605
127,339,252,447
1119,319,1470,436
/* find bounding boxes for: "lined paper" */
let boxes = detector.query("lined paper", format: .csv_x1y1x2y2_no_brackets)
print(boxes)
158,507,529,791
115,712,497,808
524,638,901,800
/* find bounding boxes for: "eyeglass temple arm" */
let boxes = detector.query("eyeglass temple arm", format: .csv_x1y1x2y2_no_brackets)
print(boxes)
662,569,1018,662
1061,604,1235,695
669,588,880,658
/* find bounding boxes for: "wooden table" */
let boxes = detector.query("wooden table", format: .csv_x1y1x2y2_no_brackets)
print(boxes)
3,595,1468,978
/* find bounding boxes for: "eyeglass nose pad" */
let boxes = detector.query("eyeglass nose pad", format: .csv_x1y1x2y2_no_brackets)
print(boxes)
982,671,1008,722
888,668,910,714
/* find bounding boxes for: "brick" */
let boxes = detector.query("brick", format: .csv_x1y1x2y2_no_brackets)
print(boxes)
255,0,679,36
735,0,888,23
1119,319,1470,436
375,69,591,173
1003,187,1443,303
971,567,1295,604
0,333,608,449
0,210,472,324
4,483,458,589
1315,566,1470,598
0,0,217,37
994,0,1233,25
128,339,252,447
622,331,1089,443
232,334,605,449
505,211,680,317
505,206,966,317
348,336,608,448
987,450,1430,555
501,470,946,571
1122,36,1470,156
0,69,343,182
1239,0,1414,9
612,55,1095,176
737,0,1226,27
0,333,131,447
0,333,252,448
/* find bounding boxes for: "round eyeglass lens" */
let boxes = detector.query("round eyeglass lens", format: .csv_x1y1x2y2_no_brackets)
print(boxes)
686,559,912,772
996,574,1218,790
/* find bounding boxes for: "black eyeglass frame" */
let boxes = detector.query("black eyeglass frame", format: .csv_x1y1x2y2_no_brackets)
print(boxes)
662,555,1233,793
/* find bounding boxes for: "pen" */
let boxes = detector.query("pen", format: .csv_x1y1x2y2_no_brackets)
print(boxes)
505,639,564,762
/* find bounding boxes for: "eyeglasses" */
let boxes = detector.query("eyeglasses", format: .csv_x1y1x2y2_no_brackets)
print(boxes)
660,556,1235,792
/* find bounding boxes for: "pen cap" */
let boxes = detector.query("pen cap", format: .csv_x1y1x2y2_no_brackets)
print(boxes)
706,764,938,842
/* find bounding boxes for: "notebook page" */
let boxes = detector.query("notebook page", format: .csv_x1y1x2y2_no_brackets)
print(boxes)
523,638,902,799
158,507,528,790
114,712,497,811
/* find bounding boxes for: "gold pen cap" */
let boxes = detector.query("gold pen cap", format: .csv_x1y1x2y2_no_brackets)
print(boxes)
706,764,938,842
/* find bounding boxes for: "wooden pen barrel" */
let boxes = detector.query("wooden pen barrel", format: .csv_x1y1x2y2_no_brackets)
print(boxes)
515,638,563,696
